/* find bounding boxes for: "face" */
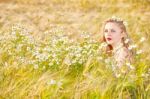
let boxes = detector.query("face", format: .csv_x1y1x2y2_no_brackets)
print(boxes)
104,22,123,46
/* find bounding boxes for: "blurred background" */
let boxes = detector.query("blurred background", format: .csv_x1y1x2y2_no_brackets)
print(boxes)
0,0,149,39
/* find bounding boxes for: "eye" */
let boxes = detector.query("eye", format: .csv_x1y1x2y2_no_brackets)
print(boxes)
104,29,108,32
111,29,116,32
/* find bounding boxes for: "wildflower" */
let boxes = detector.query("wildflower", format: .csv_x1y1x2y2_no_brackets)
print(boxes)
34,64,38,69
126,62,135,70
111,65,116,71
99,42,107,49
43,66,46,69
136,50,143,55
38,53,48,61
43,47,50,51
81,33,90,39
111,16,128,27
121,69,126,74
141,73,144,77
56,61,59,65
141,73,149,78
57,81,63,87
4,62,8,67
123,21,128,26
105,58,110,64
132,44,137,48
82,50,87,54
27,47,31,51
128,44,137,50
79,59,83,64
72,60,77,64
11,31,16,35
124,39,130,44
47,79,56,85
52,53,57,58
111,16,122,21
97,56,103,61
64,57,71,65
140,37,146,42
76,53,81,58
115,73,121,78
49,62,54,66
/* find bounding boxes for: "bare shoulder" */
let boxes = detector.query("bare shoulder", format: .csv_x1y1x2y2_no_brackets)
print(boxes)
121,47,134,63
120,47,129,58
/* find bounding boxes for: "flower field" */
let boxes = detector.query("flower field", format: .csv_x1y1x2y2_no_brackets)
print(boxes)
0,0,150,99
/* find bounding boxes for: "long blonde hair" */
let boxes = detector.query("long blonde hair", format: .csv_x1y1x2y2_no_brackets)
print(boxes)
101,18,135,62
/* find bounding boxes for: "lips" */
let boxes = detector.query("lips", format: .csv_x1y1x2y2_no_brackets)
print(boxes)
106,37,112,41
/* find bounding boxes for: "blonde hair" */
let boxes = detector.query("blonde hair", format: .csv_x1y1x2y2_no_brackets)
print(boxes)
101,17,135,63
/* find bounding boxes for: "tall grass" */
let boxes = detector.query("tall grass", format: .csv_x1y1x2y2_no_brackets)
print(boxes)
0,0,150,99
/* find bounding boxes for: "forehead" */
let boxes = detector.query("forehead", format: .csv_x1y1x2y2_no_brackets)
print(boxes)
104,22,120,30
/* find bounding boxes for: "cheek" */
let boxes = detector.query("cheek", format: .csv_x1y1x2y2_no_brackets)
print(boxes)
113,32,122,39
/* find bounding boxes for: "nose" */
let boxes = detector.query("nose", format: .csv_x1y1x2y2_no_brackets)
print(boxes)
107,30,112,34
105,32,111,36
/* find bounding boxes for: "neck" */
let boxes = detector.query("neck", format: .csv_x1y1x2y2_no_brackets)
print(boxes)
112,41,123,51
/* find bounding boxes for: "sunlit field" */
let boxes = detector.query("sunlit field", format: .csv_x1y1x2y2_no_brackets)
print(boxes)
0,0,150,99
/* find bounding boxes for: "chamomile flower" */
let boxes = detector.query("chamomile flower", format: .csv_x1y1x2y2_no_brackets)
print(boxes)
57,81,63,87
124,39,130,44
115,73,121,78
123,21,128,26
126,62,135,70
128,44,137,50
140,37,146,42
47,79,57,85
34,64,39,69
136,50,143,55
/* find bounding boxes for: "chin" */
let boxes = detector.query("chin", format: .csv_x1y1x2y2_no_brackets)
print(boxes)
106,41,113,45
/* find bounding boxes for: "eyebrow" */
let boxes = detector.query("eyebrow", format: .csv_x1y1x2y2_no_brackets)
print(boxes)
104,29,115,31
104,29,108,31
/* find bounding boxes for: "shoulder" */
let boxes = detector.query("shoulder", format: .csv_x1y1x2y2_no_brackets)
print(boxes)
115,47,129,67
120,47,129,58
120,47,134,63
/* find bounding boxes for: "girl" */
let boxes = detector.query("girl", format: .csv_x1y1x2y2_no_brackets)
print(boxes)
101,16,135,75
